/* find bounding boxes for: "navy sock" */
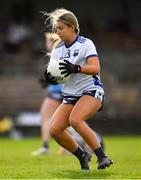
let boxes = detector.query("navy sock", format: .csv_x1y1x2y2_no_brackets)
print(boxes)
73,146,84,161
43,141,48,149
94,147,105,159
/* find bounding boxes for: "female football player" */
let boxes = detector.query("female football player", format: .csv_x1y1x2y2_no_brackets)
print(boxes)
32,32,105,157
44,8,113,170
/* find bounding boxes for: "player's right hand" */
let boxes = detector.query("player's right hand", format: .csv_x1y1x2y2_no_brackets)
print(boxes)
44,70,58,84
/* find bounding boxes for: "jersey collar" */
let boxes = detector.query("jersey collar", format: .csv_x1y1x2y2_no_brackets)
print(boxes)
65,35,79,48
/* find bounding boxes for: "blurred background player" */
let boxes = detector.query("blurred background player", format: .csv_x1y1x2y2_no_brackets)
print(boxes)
32,33,63,156
32,32,105,156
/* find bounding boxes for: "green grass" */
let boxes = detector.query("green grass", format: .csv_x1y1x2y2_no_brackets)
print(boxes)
0,136,141,179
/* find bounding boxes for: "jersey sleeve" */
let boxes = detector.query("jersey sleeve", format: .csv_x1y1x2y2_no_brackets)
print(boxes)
85,39,98,59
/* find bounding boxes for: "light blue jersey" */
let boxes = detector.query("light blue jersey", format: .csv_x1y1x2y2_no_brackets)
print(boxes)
50,36,104,97
47,84,62,93
47,84,63,101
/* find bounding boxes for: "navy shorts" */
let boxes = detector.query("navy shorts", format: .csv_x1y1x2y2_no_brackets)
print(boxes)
62,89,104,111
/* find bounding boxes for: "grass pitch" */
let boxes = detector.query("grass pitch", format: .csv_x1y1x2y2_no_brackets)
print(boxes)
0,136,141,179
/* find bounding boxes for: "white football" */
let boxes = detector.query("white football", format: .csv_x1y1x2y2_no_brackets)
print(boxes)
47,59,70,83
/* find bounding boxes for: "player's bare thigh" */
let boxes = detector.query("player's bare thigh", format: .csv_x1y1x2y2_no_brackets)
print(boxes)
70,95,102,122
40,97,61,121
50,103,74,133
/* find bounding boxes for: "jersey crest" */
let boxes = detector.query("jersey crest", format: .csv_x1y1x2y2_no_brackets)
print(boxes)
73,49,79,57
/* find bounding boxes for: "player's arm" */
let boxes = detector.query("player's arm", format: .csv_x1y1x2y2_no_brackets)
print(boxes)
59,40,100,76
59,56,100,77
80,56,100,75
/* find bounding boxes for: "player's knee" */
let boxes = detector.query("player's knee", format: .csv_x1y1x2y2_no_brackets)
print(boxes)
69,115,82,129
49,126,59,138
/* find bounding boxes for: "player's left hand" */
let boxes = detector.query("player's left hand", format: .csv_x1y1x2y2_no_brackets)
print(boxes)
59,60,81,77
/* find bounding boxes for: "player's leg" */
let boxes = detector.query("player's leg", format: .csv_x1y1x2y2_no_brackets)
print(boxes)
58,127,105,156
49,103,78,152
83,132,105,154
69,95,113,169
96,132,105,151
40,97,61,148
32,97,61,156
70,95,101,149
49,103,92,170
